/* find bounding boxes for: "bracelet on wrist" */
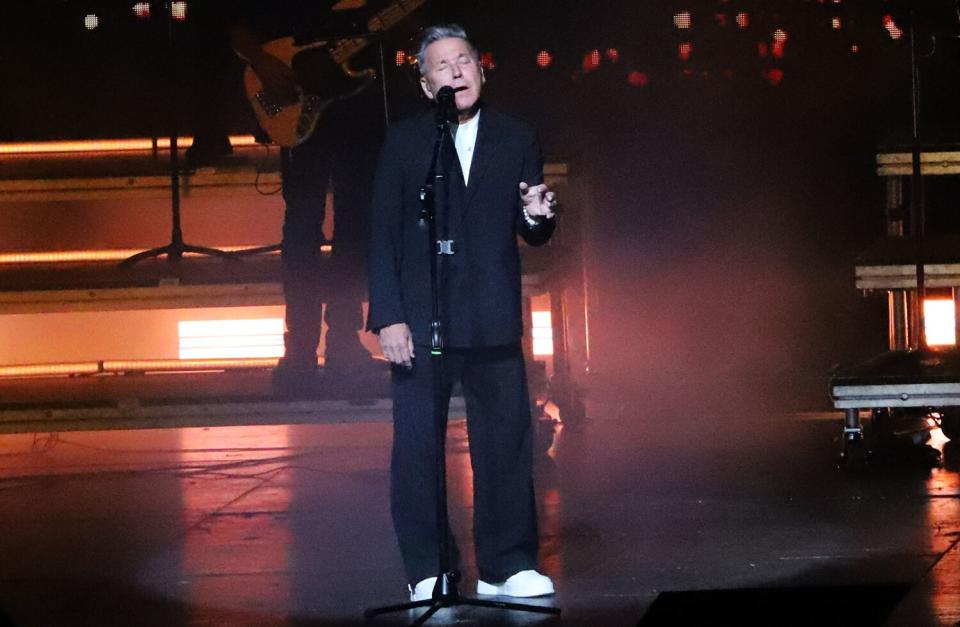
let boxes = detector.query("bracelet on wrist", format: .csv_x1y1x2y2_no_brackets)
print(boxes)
522,206,542,227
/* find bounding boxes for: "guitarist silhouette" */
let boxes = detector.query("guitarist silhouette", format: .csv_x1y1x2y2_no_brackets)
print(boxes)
188,1,404,394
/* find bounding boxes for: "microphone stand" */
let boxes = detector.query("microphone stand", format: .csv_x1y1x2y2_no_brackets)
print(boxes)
908,7,928,351
364,94,561,625
121,1,232,268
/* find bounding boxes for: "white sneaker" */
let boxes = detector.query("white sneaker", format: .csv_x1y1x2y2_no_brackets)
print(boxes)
408,576,437,602
476,570,555,597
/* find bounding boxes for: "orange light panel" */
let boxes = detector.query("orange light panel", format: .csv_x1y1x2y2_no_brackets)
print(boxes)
84,14,100,30
736,11,750,28
678,42,693,61
0,245,284,265
628,70,649,87
532,310,553,357
925,300,956,346
582,49,601,72
674,11,692,29
133,3,151,19
537,50,553,68
0,359,288,379
883,15,903,40
0,135,258,156
395,50,406,66
103,358,281,372
179,318,285,360
832,16,842,29
0,362,101,378
171,1,187,21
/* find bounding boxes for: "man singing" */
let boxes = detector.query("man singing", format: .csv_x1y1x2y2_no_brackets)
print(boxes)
367,24,558,601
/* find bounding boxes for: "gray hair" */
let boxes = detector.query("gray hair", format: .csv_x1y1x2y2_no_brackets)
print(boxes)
417,24,479,75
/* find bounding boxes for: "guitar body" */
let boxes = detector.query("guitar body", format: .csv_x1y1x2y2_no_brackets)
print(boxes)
242,0,427,146
243,37,373,148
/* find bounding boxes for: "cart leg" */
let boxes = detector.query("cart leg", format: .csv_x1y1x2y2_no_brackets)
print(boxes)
840,408,864,463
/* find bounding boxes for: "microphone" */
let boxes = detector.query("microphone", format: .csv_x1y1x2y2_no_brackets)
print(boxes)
434,85,466,124
435,85,466,106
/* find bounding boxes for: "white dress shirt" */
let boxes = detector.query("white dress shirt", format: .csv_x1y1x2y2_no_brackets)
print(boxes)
452,111,480,185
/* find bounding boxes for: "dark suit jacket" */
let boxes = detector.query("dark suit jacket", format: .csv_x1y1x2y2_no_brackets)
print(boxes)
366,106,555,348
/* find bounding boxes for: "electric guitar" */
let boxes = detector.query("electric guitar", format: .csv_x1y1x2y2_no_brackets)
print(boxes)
244,0,425,148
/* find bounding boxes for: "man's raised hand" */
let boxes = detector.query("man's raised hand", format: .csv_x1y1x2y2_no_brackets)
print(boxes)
519,182,558,219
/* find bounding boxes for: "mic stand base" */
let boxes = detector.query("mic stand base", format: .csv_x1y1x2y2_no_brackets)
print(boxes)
120,242,234,268
227,243,283,257
364,570,560,626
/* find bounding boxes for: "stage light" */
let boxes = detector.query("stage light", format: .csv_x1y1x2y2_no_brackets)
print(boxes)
673,11,692,29
531,310,553,356
925,299,956,346
627,70,649,87
132,2,150,19
170,1,187,21
736,11,749,29
395,49,406,66
0,249,160,264
582,49,601,72
850,43,860,53
84,14,100,30
605,48,620,63
0,244,285,265
766,68,784,86
832,16,842,30
0,362,102,378
715,13,728,28
179,318,285,360
757,42,769,57
536,50,553,68
678,42,692,61
883,14,903,40
0,135,258,155
480,52,495,69
773,28,788,43
103,358,281,372
772,40,786,58
0,358,290,379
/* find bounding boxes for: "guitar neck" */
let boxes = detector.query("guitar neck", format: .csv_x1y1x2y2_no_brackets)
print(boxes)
330,0,425,65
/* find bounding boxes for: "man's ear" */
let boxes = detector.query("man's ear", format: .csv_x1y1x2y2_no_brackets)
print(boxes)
420,76,434,100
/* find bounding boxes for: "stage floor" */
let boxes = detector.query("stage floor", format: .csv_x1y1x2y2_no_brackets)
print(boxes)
0,391,957,626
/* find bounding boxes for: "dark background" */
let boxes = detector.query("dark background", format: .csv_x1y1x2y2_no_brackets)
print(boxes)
3,0,958,410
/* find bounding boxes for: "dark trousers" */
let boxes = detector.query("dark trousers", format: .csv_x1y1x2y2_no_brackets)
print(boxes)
390,344,539,585
279,96,379,366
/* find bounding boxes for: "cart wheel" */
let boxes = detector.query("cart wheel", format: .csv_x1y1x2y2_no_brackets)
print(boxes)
939,409,960,441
